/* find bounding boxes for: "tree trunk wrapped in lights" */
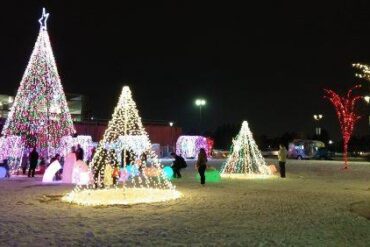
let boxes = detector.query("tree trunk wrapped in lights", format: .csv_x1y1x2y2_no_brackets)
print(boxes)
324,85,362,169
220,121,272,178
1,8,75,156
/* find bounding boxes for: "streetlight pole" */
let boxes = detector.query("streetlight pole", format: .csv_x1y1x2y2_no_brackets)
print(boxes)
195,99,206,134
313,114,323,136
169,122,174,153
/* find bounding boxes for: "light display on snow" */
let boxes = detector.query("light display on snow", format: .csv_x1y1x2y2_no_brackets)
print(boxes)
42,160,61,183
59,135,93,161
0,136,22,162
176,136,213,158
220,121,272,179
196,168,221,183
72,160,91,185
62,86,180,206
104,135,149,157
0,136,25,173
324,85,362,169
1,8,75,157
62,188,182,206
163,166,174,179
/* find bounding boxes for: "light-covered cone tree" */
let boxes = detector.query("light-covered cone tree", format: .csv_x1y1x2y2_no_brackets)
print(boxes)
62,86,180,206
90,86,174,189
221,121,271,177
1,8,75,154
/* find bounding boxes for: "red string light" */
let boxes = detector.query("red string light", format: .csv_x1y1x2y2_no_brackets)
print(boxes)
324,85,362,169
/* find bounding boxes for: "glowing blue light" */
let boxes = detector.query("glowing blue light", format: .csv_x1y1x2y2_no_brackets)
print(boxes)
163,166,174,179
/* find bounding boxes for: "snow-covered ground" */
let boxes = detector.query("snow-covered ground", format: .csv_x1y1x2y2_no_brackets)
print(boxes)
0,159,369,246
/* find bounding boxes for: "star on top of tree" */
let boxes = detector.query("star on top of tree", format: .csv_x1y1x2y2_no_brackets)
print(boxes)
38,8,49,31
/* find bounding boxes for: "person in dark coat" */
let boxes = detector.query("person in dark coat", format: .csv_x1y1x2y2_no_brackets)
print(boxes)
196,148,208,185
278,144,287,178
3,159,10,178
28,147,39,177
76,144,84,161
21,152,28,175
170,152,186,178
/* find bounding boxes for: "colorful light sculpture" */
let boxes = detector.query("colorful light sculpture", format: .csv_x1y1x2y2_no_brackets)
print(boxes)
62,86,181,206
59,135,93,161
324,85,362,169
0,136,22,162
1,8,75,158
42,160,62,183
176,136,213,158
220,121,272,179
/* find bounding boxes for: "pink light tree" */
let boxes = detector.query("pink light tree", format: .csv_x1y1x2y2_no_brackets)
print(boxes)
324,85,363,169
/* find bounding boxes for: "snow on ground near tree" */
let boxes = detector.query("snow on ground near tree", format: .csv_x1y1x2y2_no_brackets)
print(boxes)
0,159,369,246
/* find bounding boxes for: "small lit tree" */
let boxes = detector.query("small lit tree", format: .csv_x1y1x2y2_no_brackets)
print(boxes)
62,86,180,206
220,121,271,177
90,86,173,189
324,85,362,169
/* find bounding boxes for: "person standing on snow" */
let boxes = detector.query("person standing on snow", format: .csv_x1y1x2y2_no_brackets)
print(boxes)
196,148,207,185
278,144,287,178
28,147,39,177
76,144,84,161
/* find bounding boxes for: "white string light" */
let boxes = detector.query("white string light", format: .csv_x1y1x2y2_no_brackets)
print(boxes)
221,121,272,179
62,86,181,206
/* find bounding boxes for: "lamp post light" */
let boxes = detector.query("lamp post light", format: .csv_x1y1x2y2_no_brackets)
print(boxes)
169,122,174,152
195,99,206,134
313,114,323,136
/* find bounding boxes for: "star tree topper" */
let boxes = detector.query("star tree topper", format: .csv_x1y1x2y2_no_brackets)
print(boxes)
39,8,49,31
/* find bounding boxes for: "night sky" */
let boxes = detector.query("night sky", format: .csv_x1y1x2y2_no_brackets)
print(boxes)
1,1,370,139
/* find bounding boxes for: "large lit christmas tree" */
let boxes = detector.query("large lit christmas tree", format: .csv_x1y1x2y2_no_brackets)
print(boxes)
220,121,271,178
63,86,180,206
1,8,75,155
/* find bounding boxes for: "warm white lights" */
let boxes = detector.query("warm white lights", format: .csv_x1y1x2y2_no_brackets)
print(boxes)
63,86,179,206
220,121,272,178
62,188,182,206
364,96,370,103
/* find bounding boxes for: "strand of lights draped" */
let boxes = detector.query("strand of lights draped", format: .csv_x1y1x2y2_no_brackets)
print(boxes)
1,8,75,157
324,85,362,169
220,121,272,179
352,63,370,81
62,86,181,206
